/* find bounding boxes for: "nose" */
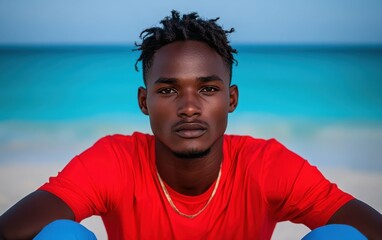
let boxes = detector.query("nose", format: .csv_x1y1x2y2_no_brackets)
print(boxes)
176,90,201,118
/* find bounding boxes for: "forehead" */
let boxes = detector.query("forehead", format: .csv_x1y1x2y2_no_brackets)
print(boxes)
146,41,230,86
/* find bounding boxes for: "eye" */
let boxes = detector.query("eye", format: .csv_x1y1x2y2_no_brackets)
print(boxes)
200,86,219,93
158,88,177,94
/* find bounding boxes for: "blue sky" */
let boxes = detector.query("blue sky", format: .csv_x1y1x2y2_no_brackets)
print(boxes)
1,0,382,45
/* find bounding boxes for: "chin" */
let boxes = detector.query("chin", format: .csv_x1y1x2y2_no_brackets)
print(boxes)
172,148,211,159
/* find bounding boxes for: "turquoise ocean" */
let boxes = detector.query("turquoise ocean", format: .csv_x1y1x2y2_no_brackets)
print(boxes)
1,45,382,171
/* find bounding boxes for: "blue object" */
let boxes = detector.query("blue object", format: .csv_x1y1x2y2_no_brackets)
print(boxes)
33,220,367,240
33,219,97,240
302,224,367,240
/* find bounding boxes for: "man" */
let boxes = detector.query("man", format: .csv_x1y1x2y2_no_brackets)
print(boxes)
0,10,381,240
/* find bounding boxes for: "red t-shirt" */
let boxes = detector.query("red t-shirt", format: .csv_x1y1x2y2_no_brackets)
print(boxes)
39,132,353,239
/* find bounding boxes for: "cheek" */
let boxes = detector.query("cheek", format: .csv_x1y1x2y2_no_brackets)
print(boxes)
208,98,230,122
147,97,172,129
147,95,162,115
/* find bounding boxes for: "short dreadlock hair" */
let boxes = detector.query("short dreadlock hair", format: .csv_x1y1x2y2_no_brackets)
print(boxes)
134,10,238,84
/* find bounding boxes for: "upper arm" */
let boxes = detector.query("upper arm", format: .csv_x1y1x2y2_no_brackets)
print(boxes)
0,190,74,240
327,199,382,240
260,140,353,228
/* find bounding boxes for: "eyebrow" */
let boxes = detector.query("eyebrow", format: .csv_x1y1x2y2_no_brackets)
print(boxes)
154,75,223,85
197,75,224,83
154,77,178,85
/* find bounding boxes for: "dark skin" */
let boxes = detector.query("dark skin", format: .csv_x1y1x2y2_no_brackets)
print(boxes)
1,40,381,239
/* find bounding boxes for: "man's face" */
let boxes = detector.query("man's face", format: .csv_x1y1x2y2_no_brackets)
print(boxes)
138,40,238,158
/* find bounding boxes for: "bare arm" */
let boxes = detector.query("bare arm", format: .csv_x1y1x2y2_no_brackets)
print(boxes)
328,199,382,240
0,190,74,240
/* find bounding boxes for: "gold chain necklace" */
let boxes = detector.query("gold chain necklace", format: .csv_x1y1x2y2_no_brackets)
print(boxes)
156,164,222,219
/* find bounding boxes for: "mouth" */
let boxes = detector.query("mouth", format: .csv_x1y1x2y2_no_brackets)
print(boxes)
173,122,208,139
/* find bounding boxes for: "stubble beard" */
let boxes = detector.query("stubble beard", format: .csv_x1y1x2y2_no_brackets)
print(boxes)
172,147,211,159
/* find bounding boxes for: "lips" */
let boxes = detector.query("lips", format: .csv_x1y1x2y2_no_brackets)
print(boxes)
173,121,208,139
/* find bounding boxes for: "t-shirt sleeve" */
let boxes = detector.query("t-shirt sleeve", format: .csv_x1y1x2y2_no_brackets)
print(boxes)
260,139,354,229
38,136,134,222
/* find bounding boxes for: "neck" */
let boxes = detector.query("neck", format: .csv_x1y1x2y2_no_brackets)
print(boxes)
155,138,223,196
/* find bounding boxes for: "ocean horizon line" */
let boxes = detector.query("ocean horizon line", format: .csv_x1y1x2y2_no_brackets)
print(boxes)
1,43,382,52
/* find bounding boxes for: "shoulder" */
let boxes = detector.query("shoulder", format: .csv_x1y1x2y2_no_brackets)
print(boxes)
75,132,154,166
223,134,290,163
92,132,154,152
223,134,308,181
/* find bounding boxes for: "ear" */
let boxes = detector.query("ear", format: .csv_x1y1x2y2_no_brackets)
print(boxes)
228,84,239,113
138,87,149,115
